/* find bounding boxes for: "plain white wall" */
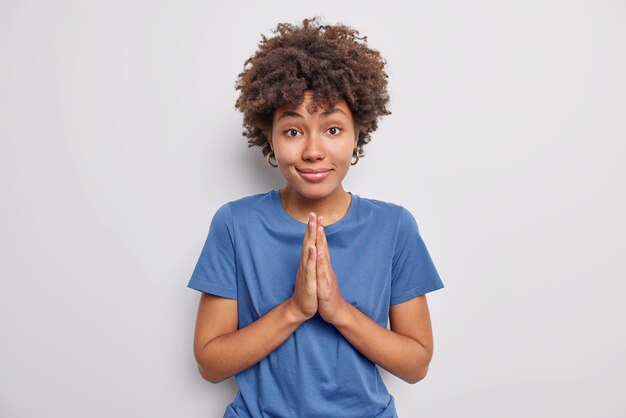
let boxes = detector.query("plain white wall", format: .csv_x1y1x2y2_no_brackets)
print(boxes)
1,1,625,417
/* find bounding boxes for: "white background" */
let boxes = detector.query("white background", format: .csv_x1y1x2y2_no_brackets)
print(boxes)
1,1,625,417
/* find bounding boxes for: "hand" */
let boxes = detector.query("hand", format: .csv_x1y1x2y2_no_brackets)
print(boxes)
316,217,349,325
288,212,319,321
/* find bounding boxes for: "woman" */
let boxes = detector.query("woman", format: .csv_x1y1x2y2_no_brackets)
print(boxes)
188,17,444,418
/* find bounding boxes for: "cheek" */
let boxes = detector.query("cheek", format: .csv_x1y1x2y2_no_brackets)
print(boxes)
331,142,354,163
273,143,298,164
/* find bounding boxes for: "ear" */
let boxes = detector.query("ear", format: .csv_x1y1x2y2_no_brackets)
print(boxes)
266,130,274,151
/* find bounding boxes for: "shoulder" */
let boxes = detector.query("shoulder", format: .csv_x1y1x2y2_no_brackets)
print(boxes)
213,190,274,220
355,194,414,225
353,195,422,245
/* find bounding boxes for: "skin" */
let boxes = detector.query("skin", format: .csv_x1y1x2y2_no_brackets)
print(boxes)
270,91,357,225
192,91,436,384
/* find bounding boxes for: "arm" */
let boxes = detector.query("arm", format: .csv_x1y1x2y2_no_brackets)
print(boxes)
192,213,320,383
332,295,434,384
192,293,307,383
315,219,435,384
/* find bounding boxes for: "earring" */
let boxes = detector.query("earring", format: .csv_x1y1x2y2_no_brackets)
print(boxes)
267,151,278,168
351,149,360,166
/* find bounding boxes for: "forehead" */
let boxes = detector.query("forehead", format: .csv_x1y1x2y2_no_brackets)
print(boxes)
273,94,352,121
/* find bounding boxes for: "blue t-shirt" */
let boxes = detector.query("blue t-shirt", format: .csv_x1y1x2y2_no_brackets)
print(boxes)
188,189,444,418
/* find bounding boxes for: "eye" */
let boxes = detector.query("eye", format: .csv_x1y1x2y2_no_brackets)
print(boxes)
284,128,300,138
327,126,342,136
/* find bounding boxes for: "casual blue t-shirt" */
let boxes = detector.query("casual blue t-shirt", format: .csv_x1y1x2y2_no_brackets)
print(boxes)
188,189,444,418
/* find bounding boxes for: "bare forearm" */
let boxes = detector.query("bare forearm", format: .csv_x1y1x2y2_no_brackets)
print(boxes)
197,298,305,383
334,301,432,384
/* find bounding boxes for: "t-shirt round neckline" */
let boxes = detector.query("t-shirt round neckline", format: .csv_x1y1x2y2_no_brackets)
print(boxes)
271,189,358,232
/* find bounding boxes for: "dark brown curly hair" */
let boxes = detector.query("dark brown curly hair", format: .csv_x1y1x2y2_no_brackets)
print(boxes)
234,17,391,158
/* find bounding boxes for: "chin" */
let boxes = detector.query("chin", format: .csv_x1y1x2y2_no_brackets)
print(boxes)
292,183,340,200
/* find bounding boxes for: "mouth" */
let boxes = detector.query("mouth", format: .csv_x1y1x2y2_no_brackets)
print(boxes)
296,167,332,183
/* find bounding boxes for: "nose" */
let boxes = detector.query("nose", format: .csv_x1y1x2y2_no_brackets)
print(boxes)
301,133,326,162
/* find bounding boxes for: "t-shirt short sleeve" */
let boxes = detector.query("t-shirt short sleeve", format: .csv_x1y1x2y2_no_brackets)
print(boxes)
187,203,237,299
390,207,444,305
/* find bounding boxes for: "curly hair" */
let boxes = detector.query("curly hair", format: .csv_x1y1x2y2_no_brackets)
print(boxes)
234,16,391,158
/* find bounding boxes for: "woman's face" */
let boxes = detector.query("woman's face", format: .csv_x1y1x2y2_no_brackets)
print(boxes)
270,91,358,201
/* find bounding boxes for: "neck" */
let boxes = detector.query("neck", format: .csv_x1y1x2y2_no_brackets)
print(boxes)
280,186,352,225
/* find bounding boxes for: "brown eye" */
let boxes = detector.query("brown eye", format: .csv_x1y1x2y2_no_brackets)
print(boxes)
285,129,299,137
328,127,342,135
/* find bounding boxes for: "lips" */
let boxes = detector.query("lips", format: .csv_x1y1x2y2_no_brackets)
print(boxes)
298,168,331,174
296,167,332,183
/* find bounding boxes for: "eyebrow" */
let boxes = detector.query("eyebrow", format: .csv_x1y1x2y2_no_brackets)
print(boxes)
277,108,347,121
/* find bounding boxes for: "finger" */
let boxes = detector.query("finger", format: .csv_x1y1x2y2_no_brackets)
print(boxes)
302,212,314,249
320,221,329,253
301,212,310,244
302,212,316,266
307,212,318,264
309,212,317,243
316,223,324,256
300,214,310,263
307,244,317,287
316,244,324,284
324,252,334,285
317,247,331,293
317,221,330,264
319,216,327,246
308,212,317,247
